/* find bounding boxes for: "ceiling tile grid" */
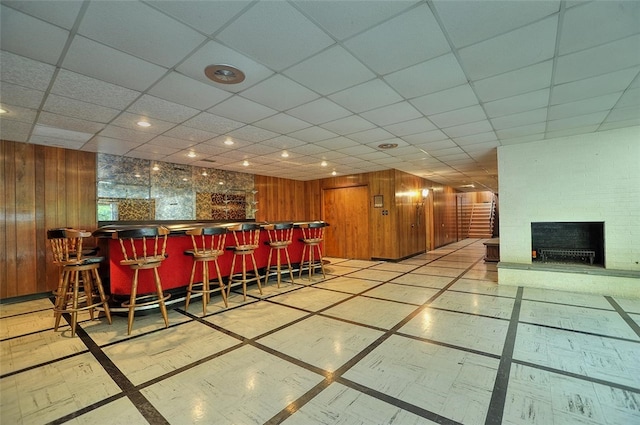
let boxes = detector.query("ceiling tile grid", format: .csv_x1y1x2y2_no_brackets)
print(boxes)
1,0,639,192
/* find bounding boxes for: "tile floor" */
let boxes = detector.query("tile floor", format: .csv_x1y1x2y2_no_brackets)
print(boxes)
1,239,639,425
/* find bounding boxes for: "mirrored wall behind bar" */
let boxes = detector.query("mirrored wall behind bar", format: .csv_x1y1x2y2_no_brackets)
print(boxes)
97,154,256,221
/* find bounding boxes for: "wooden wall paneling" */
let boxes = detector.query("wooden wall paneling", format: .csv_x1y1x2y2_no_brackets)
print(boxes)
255,175,309,222
1,140,15,298
15,142,38,295
369,170,395,259
44,146,62,295
34,145,48,295
393,170,427,259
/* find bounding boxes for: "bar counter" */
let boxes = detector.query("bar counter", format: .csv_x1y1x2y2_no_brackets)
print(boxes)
93,221,324,299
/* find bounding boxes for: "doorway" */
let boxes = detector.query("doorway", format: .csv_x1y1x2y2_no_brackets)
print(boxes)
322,186,370,259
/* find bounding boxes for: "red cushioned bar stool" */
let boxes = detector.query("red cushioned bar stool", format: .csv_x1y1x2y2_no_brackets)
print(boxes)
298,221,329,281
226,222,263,301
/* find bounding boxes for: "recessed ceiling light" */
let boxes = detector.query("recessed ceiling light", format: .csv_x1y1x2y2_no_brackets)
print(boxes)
224,139,234,146
218,181,224,185
137,121,151,127
182,178,189,182
0,108,7,114
134,173,141,178
281,151,289,158
204,64,246,85
202,171,208,176
242,160,249,166
331,170,337,176
321,161,328,167
152,164,160,171
378,143,398,149
187,151,196,158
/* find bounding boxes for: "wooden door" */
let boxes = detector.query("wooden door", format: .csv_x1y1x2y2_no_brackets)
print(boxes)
322,186,370,259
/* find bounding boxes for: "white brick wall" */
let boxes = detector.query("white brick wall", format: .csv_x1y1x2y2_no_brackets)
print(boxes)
498,126,640,278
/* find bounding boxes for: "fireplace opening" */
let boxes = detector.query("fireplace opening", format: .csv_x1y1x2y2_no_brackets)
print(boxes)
531,222,604,267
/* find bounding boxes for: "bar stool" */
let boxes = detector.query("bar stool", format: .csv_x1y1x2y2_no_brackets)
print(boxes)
112,226,170,335
226,223,262,301
263,222,295,287
298,221,328,280
48,228,112,337
184,226,228,314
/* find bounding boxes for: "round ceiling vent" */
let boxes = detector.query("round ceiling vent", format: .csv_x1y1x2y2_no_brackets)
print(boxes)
204,64,246,84
378,143,398,149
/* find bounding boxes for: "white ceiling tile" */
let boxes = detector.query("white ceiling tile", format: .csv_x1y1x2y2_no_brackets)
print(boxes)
33,123,94,143
495,122,546,139
287,98,352,125
227,125,278,143
0,104,36,124
545,125,599,140
29,134,85,150
110,112,175,134
43,94,120,123
176,40,274,94
37,111,105,134
411,84,478,116
235,143,281,156
559,1,640,55
548,93,622,120
491,108,548,130
453,131,498,146
129,143,180,156
365,138,409,150
484,89,550,118
79,1,206,68
348,127,394,143
99,125,156,144
329,79,403,113
148,135,198,150
208,96,276,124
345,4,450,75
429,105,487,128
217,1,334,71
555,35,640,84
150,1,252,35
497,134,543,146
551,68,639,105
384,53,468,99
288,144,330,156
2,0,83,29
0,51,55,91
162,125,218,143
473,60,553,102
127,95,200,123
434,0,560,48
616,87,640,109
63,36,168,92
384,118,437,137
320,115,376,135
125,150,169,161
546,111,608,132
442,120,494,138
599,118,640,131
253,113,311,134
336,145,378,156
83,135,143,155
284,46,375,95
293,0,416,41
0,5,68,65
52,69,141,110
458,16,557,81
461,140,500,151
0,83,45,109
360,102,422,127
402,129,449,144
148,72,232,110
241,74,319,111
288,126,337,143
260,136,307,150
315,137,360,150
605,107,640,123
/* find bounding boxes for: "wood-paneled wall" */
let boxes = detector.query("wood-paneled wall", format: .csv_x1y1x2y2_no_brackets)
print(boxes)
1,140,97,299
256,168,460,261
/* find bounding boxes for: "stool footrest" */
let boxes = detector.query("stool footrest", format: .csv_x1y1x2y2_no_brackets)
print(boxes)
122,293,171,309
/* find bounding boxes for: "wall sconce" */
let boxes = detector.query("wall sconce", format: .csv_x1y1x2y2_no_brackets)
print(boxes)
416,189,429,227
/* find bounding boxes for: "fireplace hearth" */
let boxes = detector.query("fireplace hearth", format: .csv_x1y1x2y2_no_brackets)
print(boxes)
531,222,604,267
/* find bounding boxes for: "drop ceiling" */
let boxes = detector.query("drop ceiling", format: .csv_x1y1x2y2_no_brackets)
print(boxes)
1,0,639,192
